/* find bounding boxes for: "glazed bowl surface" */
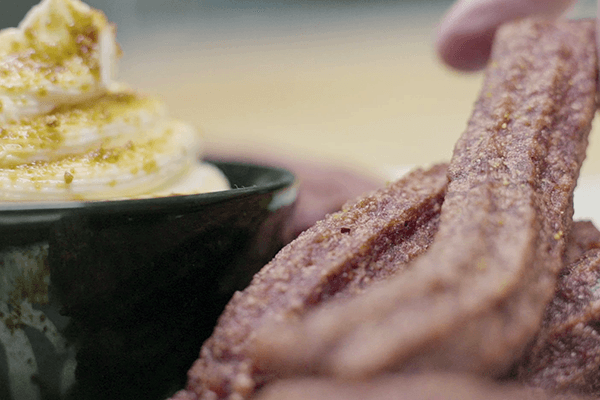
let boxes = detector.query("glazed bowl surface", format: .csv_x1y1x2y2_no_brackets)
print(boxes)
0,161,297,400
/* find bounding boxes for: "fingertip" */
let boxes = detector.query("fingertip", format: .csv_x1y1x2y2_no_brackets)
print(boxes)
435,0,576,72
436,29,493,71
435,0,495,71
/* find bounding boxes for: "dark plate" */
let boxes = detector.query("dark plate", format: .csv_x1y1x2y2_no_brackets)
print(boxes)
0,161,297,400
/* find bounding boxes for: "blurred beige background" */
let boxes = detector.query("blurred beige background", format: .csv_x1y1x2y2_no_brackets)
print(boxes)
117,1,483,177
107,0,600,179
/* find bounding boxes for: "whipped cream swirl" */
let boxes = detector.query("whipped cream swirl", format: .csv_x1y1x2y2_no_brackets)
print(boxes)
0,0,228,201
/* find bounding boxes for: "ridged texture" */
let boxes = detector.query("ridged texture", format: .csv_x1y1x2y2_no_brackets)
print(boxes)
519,223,600,394
185,164,448,400
249,18,597,378
158,220,600,400
173,18,599,400
252,221,600,400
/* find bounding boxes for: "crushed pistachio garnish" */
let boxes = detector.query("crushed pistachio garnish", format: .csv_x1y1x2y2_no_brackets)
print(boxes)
0,0,117,96
63,170,73,184
0,0,230,201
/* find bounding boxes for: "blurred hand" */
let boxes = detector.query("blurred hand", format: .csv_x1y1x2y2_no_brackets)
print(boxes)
436,0,580,71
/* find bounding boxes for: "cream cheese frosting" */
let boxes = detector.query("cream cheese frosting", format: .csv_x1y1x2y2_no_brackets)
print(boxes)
0,0,229,201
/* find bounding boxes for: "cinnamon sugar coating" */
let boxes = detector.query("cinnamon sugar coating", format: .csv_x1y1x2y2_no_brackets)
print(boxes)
173,18,599,400
251,18,597,378
185,164,448,400
169,220,600,400
519,224,600,394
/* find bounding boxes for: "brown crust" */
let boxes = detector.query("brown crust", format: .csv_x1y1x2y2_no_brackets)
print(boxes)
186,164,448,399
174,18,599,400
169,220,600,400
519,238,600,394
250,18,597,378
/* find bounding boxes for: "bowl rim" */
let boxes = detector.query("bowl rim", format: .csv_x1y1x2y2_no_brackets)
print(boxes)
0,160,296,229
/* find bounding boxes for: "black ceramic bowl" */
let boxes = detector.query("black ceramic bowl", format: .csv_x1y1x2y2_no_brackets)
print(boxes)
0,161,296,400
